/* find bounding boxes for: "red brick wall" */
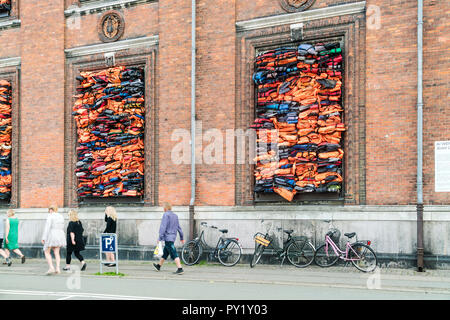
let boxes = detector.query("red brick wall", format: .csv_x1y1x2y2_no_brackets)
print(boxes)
0,28,20,57
156,0,192,205
236,0,362,21
195,0,236,205
422,0,450,204
19,0,66,207
365,0,419,205
65,3,159,48
0,0,447,207
365,0,449,205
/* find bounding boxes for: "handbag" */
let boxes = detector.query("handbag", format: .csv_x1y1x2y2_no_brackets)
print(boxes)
79,221,87,246
153,241,163,258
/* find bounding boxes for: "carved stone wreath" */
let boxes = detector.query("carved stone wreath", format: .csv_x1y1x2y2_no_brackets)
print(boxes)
98,11,125,43
279,0,316,12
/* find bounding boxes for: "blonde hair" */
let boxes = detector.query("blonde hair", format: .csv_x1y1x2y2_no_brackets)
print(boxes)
68,209,79,222
163,202,172,211
48,204,58,213
105,206,117,221
6,209,14,217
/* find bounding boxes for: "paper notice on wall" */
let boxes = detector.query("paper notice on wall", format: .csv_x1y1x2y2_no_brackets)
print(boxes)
435,141,450,192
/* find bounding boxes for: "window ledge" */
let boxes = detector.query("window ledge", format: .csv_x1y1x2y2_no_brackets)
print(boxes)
0,18,20,31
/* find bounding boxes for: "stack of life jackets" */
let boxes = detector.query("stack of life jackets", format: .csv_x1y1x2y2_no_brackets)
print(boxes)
0,0,10,15
73,66,145,199
0,80,11,201
251,43,345,202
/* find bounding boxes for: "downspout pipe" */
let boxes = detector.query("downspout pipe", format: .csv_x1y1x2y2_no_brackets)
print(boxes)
189,0,196,241
416,0,424,272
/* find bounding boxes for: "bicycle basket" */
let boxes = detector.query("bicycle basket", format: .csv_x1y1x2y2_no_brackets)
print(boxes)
326,228,341,244
254,233,272,247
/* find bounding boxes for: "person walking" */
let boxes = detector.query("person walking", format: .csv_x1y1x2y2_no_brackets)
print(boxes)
103,206,117,267
63,209,87,272
41,204,66,275
0,211,11,266
153,202,185,275
4,209,25,265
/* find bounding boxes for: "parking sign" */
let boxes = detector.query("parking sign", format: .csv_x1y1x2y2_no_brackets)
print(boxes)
101,234,116,252
99,233,119,274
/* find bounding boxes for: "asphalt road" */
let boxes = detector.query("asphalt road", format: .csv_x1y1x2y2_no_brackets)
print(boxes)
0,259,450,301
1,273,450,301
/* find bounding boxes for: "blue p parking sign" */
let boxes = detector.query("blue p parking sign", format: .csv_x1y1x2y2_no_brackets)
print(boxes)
99,233,119,274
101,234,116,252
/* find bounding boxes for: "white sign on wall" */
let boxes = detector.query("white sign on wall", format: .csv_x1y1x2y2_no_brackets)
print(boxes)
435,141,450,192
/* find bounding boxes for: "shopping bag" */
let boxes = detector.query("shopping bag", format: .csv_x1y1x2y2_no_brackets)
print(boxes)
154,241,163,258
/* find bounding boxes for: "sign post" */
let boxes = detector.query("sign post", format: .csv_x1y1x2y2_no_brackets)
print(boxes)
99,233,119,274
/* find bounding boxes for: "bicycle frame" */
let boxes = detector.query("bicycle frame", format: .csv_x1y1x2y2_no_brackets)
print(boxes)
197,226,230,257
324,235,363,262
256,232,294,258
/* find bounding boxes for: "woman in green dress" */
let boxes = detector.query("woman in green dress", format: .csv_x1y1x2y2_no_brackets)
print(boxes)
4,209,25,264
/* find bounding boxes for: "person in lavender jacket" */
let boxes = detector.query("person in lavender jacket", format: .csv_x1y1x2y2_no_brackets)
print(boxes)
153,202,185,275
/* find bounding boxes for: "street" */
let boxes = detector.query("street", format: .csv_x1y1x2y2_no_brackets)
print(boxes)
0,259,449,300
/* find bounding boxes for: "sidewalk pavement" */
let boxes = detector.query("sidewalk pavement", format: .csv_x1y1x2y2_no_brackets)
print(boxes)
1,258,450,294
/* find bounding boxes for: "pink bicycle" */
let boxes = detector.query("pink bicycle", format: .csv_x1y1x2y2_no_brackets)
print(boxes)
314,220,377,272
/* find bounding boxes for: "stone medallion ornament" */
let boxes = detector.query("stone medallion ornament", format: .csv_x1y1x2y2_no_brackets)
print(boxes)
98,11,125,43
279,0,316,12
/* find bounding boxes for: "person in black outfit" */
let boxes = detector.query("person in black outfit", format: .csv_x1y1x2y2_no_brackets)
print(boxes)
104,206,117,267
63,209,87,271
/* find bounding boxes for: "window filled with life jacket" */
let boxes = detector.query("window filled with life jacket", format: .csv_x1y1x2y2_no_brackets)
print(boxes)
0,0,11,16
0,80,11,202
251,43,345,202
73,66,145,199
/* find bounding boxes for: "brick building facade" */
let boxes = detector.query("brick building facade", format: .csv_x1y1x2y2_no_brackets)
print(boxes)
0,0,448,267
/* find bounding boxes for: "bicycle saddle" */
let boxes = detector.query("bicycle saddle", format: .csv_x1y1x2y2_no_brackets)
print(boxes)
344,232,356,239
219,229,228,234
283,229,294,235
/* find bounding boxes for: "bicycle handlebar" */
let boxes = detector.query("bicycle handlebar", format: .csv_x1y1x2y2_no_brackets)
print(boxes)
200,222,218,230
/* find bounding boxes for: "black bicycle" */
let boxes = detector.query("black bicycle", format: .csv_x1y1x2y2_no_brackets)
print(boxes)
181,222,243,267
250,220,315,268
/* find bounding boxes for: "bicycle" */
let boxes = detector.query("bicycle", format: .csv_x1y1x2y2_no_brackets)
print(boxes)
250,219,315,268
181,222,243,267
314,220,378,272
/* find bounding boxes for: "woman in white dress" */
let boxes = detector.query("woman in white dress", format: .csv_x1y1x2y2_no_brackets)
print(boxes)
41,204,66,275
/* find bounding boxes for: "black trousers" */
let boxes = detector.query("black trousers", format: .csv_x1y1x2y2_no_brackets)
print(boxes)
66,249,84,264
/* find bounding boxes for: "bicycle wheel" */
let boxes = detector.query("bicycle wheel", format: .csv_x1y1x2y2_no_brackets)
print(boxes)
348,243,378,272
181,240,202,266
314,243,339,267
218,239,242,267
250,243,265,268
286,239,315,268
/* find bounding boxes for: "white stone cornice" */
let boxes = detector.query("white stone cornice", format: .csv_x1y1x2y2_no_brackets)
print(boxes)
0,56,20,68
65,0,157,17
64,35,159,58
236,1,366,32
